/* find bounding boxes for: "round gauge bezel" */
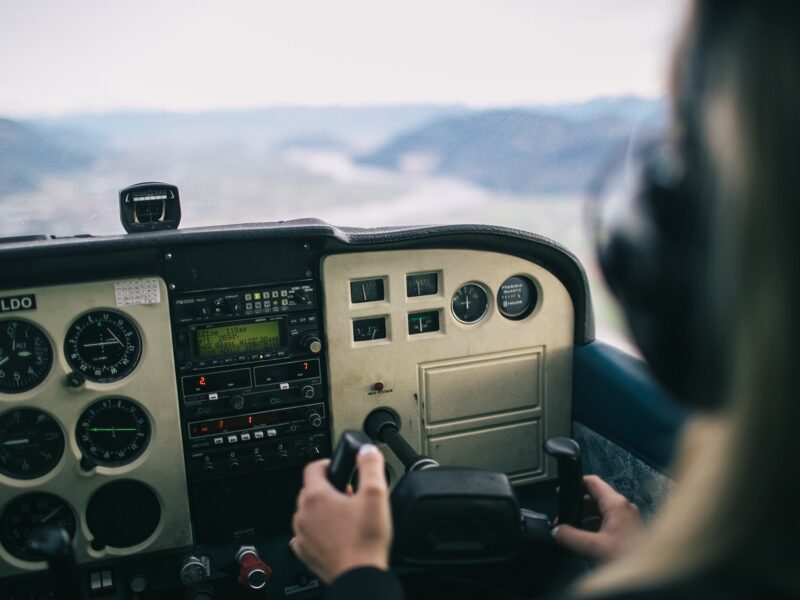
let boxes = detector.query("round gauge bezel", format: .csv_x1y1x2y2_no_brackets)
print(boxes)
0,407,65,480
64,310,142,383
451,282,491,325
0,492,77,561
497,275,539,320
0,319,54,394
86,479,162,549
76,397,151,467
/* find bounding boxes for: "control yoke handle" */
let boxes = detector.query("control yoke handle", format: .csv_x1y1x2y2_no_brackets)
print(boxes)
543,437,584,527
28,524,85,600
327,430,372,492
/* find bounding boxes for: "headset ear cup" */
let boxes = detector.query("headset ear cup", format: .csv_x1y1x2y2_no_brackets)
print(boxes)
597,144,710,402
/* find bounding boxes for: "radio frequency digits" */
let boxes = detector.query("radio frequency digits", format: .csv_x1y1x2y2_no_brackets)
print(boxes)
196,321,281,357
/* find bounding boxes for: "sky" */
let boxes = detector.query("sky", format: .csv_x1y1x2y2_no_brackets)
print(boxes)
0,0,687,117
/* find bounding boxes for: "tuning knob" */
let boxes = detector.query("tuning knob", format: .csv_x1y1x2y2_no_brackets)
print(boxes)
306,410,323,428
66,371,85,388
229,395,245,410
302,385,315,399
302,334,322,354
180,555,210,586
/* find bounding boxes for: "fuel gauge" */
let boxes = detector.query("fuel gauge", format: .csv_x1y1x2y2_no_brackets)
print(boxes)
408,311,440,335
353,317,387,342
406,273,438,297
350,279,385,304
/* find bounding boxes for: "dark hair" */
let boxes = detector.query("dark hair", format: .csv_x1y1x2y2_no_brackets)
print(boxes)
580,1,800,594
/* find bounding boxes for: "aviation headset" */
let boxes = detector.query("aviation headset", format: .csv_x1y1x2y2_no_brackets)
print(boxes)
596,1,735,409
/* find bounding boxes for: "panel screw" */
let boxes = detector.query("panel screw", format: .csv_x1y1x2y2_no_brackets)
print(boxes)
164,252,173,261
168,283,177,291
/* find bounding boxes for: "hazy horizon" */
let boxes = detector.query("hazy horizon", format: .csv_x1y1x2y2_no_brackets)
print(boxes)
1,0,685,118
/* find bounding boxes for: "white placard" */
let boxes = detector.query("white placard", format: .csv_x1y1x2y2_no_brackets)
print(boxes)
114,278,161,306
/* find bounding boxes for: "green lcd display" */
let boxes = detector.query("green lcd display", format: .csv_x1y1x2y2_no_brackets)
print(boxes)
195,321,281,357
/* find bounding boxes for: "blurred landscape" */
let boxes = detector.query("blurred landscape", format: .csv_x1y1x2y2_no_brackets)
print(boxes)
0,96,665,346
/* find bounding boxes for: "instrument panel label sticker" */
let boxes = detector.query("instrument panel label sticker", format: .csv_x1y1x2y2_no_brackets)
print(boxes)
0,293,36,313
114,278,161,306
285,579,320,595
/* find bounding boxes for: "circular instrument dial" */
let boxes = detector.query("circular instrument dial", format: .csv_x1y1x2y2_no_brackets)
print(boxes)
0,320,53,393
497,276,538,319
451,283,490,324
76,397,150,467
87,480,161,548
0,409,64,479
65,311,142,382
0,493,76,561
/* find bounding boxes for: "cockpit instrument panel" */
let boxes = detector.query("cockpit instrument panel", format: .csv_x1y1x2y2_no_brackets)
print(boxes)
0,224,588,598
0,278,191,581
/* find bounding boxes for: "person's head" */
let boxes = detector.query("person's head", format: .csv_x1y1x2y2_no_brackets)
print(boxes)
584,0,800,594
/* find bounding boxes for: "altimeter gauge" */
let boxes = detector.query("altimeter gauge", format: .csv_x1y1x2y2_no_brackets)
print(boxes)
65,311,142,382
0,320,53,393
76,397,150,467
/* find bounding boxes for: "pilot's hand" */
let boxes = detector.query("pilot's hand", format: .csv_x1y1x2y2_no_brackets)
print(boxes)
552,475,644,562
291,444,392,584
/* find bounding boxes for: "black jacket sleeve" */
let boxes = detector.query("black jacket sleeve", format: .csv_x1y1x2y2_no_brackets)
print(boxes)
325,567,404,600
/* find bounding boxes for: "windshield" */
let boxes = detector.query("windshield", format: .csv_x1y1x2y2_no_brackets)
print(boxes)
0,0,684,346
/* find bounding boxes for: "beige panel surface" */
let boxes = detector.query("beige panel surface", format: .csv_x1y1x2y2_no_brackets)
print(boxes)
428,420,542,476
421,349,542,424
322,249,574,485
0,278,192,577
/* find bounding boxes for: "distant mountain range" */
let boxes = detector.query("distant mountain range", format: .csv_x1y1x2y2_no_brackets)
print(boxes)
30,105,472,150
0,118,93,195
358,98,665,194
0,96,665,198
